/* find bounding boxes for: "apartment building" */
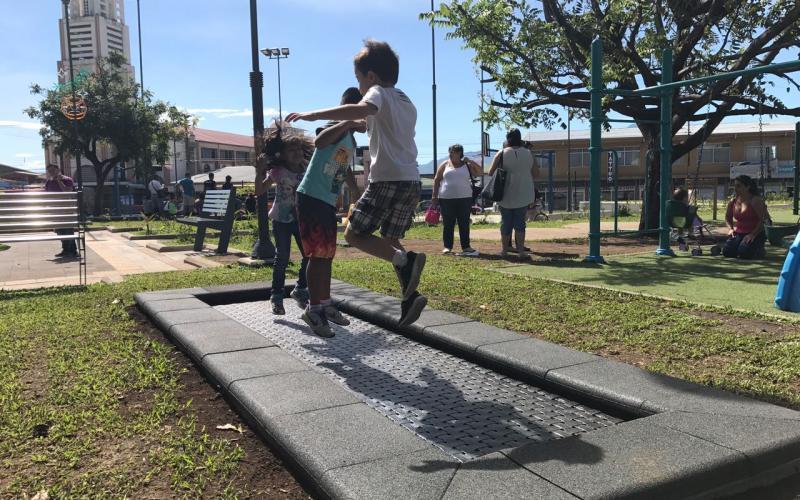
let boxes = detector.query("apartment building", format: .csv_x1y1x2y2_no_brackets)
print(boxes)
57,0,134,81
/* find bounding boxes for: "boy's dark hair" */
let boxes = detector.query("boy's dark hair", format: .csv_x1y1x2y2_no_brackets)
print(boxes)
341,87,362,105
448,144,464,155
354,40,399,85
673,187,688,201
506,129,522,147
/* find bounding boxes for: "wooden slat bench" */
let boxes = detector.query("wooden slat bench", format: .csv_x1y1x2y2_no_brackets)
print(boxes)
0,191,87,285
176,189,236,253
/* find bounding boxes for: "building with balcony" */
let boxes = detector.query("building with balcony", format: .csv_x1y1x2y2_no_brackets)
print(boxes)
524,121,798,208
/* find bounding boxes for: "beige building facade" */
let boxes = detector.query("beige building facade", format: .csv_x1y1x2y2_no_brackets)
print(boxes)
524,121,798,204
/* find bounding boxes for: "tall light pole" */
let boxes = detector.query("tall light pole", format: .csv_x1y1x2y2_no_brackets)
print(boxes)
249,0,275,261
61,0,83,190
260,47,290,124
430,0,438,176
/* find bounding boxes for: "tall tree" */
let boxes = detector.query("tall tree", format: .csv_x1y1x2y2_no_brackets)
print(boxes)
426,0,800,228
25,52,193,214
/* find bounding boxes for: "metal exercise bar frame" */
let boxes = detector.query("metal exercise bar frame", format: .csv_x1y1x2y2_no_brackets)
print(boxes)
586,37,605,263
605,59,800,98
795,121,799,216
589,37,800,260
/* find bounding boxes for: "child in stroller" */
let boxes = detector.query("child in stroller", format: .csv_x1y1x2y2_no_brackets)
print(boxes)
667,187,715,255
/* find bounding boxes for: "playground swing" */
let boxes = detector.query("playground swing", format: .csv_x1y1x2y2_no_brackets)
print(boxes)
667,91,716,255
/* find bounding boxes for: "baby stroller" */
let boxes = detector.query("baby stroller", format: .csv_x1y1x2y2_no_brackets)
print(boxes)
665,199,715,255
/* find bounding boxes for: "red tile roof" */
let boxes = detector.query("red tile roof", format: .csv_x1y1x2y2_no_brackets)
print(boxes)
192,128,254,148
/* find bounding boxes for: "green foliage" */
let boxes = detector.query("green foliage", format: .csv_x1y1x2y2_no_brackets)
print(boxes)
424,1,800,150
25,53,194,213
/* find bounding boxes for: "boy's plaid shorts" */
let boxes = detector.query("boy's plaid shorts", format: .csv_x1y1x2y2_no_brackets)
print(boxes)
348,181,421,239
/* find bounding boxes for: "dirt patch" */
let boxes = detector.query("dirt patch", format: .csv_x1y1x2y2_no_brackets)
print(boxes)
127,307,308,499
679,306,800,339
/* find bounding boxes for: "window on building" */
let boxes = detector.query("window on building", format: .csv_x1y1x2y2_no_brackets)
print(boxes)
220,149,235,160
533,150,556,168
744,143,777,164
617,146,640,167
697,143,731,164
200,148,217,159
568,149,590,168
235,151,250,161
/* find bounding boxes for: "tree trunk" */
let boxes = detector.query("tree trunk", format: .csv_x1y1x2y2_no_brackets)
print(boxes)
639,129,661,233
94,180,106,216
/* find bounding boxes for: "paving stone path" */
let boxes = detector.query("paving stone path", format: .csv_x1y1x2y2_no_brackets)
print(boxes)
216,300,622,462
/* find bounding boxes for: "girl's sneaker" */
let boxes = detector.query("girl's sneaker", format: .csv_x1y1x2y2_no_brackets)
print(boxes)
324,305,350,326
301,308,334,338
459,248,479,257
271,298,285,315
290,287,309,307
442,248,453,254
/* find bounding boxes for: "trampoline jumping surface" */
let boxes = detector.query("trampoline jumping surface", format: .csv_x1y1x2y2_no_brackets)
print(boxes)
216,300,623,462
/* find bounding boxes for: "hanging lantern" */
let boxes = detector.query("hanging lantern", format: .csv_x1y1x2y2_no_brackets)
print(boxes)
61,94,88,121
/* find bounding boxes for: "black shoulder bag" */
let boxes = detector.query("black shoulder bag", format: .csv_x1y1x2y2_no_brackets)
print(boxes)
481,150,507,203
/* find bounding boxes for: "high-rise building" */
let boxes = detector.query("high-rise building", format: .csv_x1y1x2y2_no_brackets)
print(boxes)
57,0,134,82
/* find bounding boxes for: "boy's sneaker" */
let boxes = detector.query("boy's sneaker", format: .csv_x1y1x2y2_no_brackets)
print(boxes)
271,298,285,315
290,287,309,307
324,305,350,326
399,292,427,327
459,247,479,257
395,251,426,300
301,308,334,338
442,248,452,255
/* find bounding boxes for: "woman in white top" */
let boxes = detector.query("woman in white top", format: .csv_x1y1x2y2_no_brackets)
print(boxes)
487,129,535,257
432,144,482,256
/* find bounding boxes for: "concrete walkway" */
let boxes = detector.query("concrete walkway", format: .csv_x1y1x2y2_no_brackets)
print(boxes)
0,230,196,290
471,221,641,241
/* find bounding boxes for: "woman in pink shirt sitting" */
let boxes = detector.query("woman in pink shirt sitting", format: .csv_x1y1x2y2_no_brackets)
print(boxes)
722,174,769,259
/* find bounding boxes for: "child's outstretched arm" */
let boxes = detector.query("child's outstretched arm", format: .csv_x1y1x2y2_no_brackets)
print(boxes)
315,120,361,149
286,103,376,124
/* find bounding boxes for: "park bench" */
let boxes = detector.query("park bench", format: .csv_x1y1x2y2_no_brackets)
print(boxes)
0,191,87,285
176,189,236,253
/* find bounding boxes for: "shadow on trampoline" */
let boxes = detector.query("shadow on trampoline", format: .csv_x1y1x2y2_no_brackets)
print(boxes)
304,332,609,462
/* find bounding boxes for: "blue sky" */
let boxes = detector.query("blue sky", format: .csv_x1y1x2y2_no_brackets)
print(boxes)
1,1,798,174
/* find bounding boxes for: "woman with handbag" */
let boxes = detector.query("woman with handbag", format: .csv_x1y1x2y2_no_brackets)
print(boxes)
432,144,482,256
487,129,535,257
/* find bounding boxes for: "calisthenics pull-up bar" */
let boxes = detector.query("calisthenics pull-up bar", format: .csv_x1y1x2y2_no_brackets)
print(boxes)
586,37,800,263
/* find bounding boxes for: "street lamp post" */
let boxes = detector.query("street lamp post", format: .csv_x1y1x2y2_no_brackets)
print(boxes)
249,0,276,262
430,0,438,176
260,47,290,124
61,0,83,190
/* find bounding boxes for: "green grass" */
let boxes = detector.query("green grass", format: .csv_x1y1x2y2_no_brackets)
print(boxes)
0,244,8,251
496,249,792,318
332,255,800,409
0,266,297,498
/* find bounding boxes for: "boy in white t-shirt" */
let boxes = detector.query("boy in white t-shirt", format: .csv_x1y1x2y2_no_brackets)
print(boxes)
286,39,426,326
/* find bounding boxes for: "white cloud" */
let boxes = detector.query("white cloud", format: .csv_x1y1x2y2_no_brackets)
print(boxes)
0,120,42,130
183,107,280,120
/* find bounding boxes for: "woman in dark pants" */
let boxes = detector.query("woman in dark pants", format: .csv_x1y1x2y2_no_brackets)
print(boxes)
431,144,482,256
722,174,769,259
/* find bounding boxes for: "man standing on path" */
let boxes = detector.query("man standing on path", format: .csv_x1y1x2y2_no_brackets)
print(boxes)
177,172,195,216
44,164,78,258
203,172,217,193
222,175,234,191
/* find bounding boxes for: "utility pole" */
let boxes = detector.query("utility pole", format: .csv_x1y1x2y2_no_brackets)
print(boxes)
249,0,275,261
61,0,83,190
430,0,438,176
